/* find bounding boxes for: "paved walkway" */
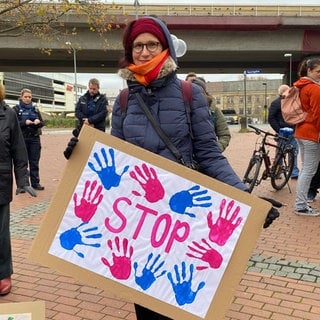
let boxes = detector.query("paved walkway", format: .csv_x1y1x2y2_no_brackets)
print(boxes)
1,126,320,320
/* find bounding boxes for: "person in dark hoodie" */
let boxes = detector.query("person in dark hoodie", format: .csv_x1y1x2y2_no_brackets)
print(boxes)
0,84,36,296
64,16,280,320
293,56,320,216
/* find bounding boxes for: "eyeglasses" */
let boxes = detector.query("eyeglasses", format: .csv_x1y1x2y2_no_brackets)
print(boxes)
132,41,160,53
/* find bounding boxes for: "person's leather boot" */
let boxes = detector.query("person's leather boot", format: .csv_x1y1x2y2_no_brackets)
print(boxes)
0,277,12,295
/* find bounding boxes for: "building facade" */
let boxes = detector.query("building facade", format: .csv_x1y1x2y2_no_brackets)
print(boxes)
206,78,283,123
0,72,86,115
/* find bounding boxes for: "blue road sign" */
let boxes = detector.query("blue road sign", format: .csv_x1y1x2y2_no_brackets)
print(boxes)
245,69,262,74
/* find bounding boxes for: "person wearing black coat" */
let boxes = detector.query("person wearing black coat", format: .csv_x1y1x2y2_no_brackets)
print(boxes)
74,78,108,135
0,84,36,296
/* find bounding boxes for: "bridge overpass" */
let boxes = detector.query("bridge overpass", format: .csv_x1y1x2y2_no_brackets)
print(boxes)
0,4,320,77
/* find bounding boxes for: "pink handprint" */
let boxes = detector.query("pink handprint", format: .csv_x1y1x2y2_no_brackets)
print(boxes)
207,199,243,246
186,238,223,270
73,180,103,222
101,236,134,280
130,163,165,203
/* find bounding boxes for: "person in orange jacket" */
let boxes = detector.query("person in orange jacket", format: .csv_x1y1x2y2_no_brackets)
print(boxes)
293,56,320,216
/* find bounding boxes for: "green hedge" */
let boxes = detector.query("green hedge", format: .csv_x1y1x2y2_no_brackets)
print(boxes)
45,117,76,128
44,116,111,128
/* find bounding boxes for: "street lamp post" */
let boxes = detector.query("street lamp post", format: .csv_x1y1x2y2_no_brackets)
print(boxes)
134,0,140,19
65,41,78,103
262,82,268,124
284,53,292,85
241,70,248,130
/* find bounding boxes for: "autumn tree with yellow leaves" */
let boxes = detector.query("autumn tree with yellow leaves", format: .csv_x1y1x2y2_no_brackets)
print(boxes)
0,0,123,52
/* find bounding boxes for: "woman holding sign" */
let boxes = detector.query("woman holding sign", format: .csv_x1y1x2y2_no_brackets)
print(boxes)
64,16,280,320
110,16,278,320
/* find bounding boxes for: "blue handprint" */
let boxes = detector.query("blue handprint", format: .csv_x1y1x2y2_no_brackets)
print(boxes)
59,222,102,258
169,185,212,218
167,262,205,306
88,147,129,190
134,253,167,290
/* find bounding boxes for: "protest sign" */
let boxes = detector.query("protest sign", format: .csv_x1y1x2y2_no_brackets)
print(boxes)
30,125,270,320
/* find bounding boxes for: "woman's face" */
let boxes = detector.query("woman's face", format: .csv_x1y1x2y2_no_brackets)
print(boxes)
308,64,320,82
132,33,163,65
21,91,32,104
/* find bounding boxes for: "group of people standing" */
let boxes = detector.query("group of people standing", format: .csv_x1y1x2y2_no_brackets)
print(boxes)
268,57,320,217
1,13,318,320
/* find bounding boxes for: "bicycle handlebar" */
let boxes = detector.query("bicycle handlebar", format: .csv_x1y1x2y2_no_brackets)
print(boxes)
248,125,289,141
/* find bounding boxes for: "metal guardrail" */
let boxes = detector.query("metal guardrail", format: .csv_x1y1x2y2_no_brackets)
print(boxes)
105,4,320,17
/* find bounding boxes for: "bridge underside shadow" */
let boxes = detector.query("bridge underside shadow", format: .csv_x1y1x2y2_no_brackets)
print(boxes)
0,15,319,75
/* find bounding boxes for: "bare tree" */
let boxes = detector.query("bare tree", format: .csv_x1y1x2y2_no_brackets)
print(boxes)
0,1,120,47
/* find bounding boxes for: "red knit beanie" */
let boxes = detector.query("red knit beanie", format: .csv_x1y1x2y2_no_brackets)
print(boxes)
128,18,168,49
121,17,170,66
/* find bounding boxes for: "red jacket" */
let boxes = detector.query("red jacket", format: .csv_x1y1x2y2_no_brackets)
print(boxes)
294,77,320,142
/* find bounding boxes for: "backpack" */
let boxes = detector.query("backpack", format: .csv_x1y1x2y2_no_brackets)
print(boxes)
119,80,193,136
281,86,307,125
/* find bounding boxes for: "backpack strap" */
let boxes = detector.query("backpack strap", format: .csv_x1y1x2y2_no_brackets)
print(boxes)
119,87,129,127
180,80,193,107
180,80,194,139
119,87,129,112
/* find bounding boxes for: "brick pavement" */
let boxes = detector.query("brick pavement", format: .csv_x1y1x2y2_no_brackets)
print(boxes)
1,126,320,320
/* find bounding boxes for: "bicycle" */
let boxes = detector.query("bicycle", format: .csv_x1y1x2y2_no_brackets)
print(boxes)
242,125,295,193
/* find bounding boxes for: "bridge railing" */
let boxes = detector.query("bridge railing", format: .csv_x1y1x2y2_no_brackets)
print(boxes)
106,4,320,17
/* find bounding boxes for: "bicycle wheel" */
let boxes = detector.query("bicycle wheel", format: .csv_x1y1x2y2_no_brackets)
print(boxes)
271,147,294,190
243,156,262,193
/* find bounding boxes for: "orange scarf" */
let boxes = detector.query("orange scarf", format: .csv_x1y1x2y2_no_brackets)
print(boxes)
128,49,169,86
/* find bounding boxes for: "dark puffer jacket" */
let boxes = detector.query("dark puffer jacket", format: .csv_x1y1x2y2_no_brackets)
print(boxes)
0,101,30,204
111,67,247,191
112,15,247,191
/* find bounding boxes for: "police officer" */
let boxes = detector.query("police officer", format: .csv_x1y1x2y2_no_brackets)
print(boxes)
13,88,45,192
74,78,108,136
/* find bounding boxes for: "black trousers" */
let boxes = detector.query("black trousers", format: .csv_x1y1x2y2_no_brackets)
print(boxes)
135,304,172,320
24,136,41,186
309,161,320,192
0,204,13,280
